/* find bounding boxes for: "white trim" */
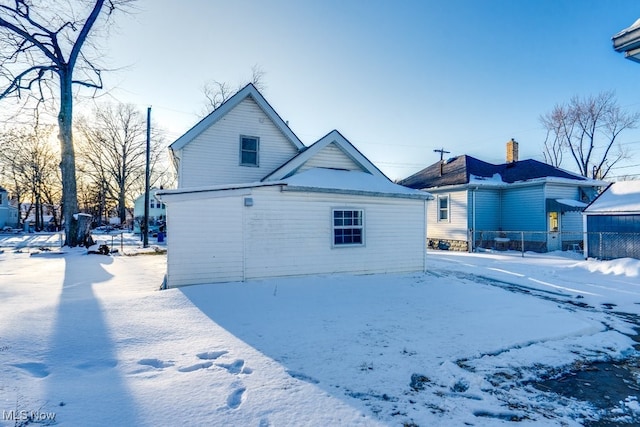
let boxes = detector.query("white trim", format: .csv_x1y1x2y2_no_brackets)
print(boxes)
239,134,260,167
331,207,365,248
437,194,450,222
169,84,304,153
263,130,388,181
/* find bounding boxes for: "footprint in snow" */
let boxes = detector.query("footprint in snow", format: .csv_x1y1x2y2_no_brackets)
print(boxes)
197,351,228,360
74,359,117,371
178,361,213,373
10,362,49,378
217,359,252,375
227,385,246,409
138,358,174,369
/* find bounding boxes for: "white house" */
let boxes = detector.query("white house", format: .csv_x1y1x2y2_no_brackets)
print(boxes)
158,84,431,288
133,188,166,233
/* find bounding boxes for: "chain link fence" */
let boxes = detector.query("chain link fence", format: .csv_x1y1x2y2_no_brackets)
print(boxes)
463,230,640,260
585,232,640,261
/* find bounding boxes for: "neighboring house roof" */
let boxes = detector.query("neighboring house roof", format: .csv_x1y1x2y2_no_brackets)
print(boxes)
399,155,598,189
169,83,305,153
584,181,640,214
263,129,388,181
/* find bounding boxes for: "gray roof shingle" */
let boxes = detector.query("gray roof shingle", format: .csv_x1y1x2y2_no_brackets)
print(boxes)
399,155,587,189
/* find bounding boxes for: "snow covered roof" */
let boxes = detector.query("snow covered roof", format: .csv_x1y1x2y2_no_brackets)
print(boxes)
613,18,640,52
157,168,432,201
584,181,640,214
282,168,432,200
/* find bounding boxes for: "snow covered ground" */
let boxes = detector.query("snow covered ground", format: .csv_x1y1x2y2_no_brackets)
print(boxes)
0,244,639,426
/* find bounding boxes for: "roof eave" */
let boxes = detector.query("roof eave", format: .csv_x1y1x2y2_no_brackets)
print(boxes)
169,84,305,153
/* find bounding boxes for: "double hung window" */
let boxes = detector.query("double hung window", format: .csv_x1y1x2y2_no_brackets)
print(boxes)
438,195,449,222
240,136,259,166
333,209,364,246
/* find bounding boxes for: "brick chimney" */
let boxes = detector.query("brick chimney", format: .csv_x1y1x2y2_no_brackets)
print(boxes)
506,138,518,163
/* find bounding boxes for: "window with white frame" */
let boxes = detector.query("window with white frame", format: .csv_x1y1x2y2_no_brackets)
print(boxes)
239,135,259,166
437,195,450,222
333,209,364,246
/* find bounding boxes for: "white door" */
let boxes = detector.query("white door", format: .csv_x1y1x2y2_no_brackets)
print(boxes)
548,211,561,252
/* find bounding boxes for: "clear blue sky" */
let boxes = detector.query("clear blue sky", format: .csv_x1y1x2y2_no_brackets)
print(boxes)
101,0,640,180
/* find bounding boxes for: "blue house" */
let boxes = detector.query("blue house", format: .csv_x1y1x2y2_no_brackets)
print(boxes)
399,140,605,252
0,187,19,230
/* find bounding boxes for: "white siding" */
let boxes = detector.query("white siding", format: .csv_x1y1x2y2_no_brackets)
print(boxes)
179,97,299,188
243,187,425,279
165,195,244,287
297,142,364,173
164,187,426,286
427,190,468,240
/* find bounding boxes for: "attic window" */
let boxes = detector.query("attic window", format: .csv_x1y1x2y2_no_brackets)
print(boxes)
240,135,259,166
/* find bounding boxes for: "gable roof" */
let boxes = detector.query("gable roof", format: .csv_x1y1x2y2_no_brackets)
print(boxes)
281,168,431,200
169,83,305,153
262,129,388,181
399,155,596,189
584,180,640,214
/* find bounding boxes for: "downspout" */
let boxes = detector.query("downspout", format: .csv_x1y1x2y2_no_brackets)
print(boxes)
423,198,427,271
242,193,247,282
582,211,588,260
471,187,477,253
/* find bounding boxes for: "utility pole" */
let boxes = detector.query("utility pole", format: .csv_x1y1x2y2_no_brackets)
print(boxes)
433,148,450,161
143,106,151,248
434,148,450,176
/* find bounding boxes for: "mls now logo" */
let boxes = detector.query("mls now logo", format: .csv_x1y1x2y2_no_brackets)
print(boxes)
2,410,56,422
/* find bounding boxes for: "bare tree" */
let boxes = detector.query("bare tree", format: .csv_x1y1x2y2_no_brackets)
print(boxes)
540,91,639,179
0,0,133,246
201,64,266,115
0,125,61,230
540,105,570,168
76,102,169,225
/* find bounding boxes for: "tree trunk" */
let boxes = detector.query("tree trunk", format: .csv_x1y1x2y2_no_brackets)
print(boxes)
58,69,83,246
119,183,126,224
75,213,95,247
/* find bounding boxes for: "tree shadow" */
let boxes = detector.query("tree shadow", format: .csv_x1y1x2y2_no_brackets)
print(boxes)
43,254,140,425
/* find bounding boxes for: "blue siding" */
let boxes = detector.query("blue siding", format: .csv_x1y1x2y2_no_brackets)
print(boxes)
501,186,545,231
468,189,500,231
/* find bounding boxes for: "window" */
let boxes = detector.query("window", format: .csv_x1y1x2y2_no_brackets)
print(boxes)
240,135,259,166
549,211,559,232
333,209,364,246
438,195,449,222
